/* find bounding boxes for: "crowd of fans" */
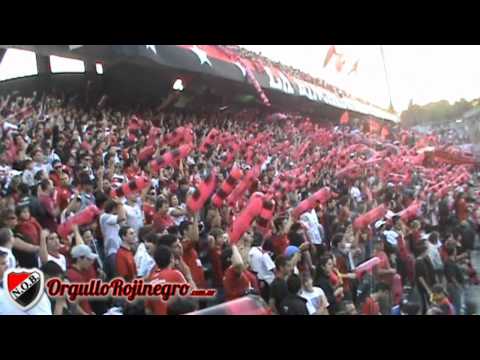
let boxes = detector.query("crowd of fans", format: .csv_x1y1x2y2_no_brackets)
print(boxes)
0,90,479,315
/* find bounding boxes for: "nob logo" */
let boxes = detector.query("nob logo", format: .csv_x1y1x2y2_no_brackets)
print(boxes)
4,268,45,310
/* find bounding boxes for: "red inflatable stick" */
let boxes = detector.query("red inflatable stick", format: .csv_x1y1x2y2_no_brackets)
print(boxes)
147,127,161,147
292,187,336,219
228,192,265,244
57,205,101,239
200,128,220,153
398,200,423,222
355,257,381,277
113,176,151,198
150,144,192,173
255,198,276,236
227,166,259,207
138,145,156,162
186,170,217,213
211,166,244,208
353,205,388,231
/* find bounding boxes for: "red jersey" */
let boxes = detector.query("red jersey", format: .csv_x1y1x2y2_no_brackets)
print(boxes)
145,268,187,315
56,186,72,211
182,240,206,289
223,266,259,301
116,246,137,281
152,212,174,232
66,267,94,314
143,203,155,225
16,217,42,246
375,250,392,284
362,296,380,315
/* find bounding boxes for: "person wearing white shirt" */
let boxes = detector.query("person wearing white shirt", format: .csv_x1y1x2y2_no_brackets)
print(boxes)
248,234,276,301
0,228,17,270
167,194,188,226
300,209,324,246
300,275,329,315
123,195,145,235
350,181,363,204
99,199,127,279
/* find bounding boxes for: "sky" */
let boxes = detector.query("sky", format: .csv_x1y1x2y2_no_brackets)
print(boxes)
1,46,479,114
241,45,480,113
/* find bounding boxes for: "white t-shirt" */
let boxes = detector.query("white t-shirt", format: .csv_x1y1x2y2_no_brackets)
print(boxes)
134,243,156,278
168,204,187,226
47,253,67,272
427,242,444,271
350,186,362,203
300,287,329,315
124,202,144,234
301,210,323,245
0,246,17,270
0,286,52,315
248,247,275,285
100,213,122,257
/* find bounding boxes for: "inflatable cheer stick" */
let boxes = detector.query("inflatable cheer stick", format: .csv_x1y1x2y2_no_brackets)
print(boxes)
186,170,217,213
228,192,265,244
150,144,192,173
199,128,220,153
255,198,276,236
57,205,101,239
398,201,423,222
113,176,151,198
355,257,381,277
292,187,335,219
353,204,388,231
139,145,156,162
212,166,244,208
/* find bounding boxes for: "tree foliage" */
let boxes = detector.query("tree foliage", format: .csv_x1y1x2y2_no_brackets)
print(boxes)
400,98,477,127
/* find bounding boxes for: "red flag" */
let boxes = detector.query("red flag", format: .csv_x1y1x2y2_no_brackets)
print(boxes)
323,46,337,68
340,111,349,125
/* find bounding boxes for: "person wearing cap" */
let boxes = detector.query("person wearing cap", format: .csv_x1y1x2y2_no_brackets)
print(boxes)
373,236,397,286
66,243,99,315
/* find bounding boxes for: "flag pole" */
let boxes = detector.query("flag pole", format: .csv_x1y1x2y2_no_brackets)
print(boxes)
380,45,394,113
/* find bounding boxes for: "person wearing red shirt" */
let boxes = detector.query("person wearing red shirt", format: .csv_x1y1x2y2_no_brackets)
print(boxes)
37,179,60,232
49,160,64,187
455,192,469,223
142,195,156,225
208,228,229,289
67,244,99,315
116,226,138,282
178,215,206,289
373,238,397,286
145,245,190,315
362,282,390,315
15,205,42,246
268,217,292,257
56,173,73,211
223,244,259,301
152,197,175,232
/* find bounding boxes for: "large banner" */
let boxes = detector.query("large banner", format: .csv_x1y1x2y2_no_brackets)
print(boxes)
112,45,398,123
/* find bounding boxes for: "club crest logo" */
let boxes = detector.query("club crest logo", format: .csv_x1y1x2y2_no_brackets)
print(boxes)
4,268,44,311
